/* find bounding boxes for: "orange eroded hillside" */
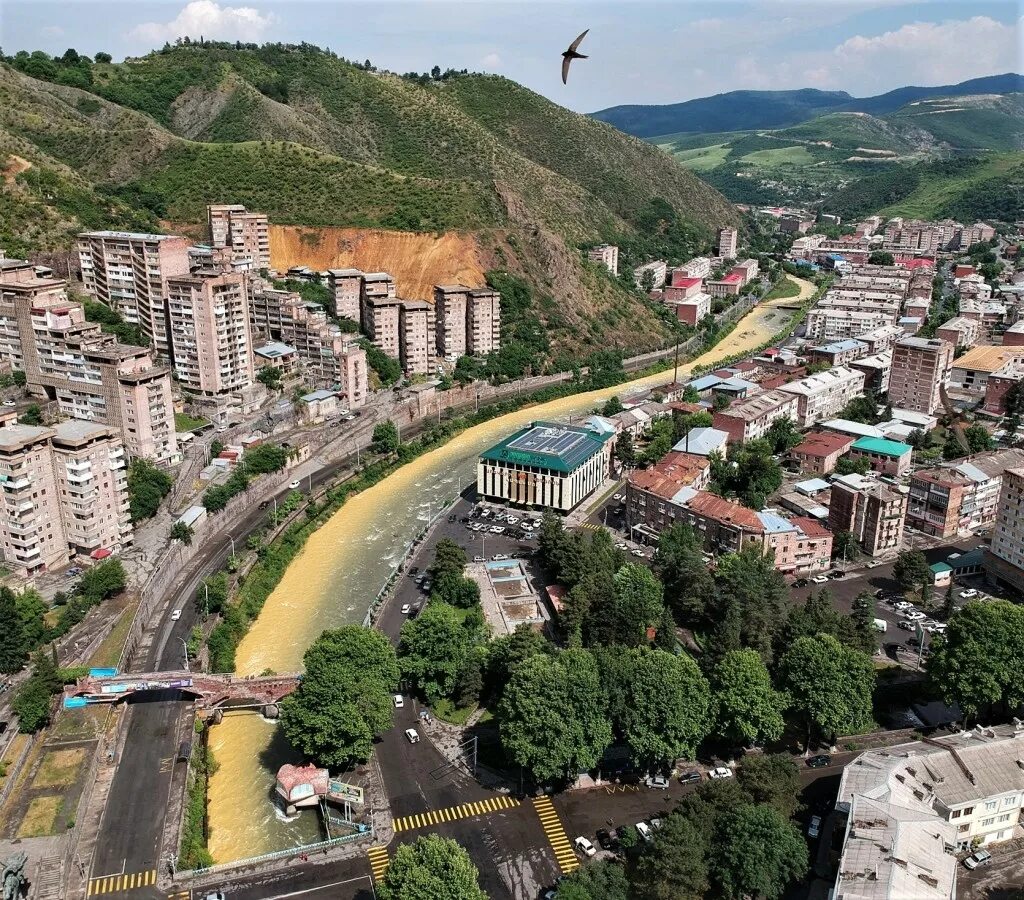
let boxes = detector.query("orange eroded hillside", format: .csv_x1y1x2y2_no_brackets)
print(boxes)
269,226,487,300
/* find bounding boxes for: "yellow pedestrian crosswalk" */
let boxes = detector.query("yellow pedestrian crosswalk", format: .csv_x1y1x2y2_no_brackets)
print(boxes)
577,522,601,531
87,869,157,895
367,846,390,883
167,892,190,900
532,796,579,874
392,794,520,833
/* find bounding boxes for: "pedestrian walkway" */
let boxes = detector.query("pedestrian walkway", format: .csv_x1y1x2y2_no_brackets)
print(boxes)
532,796,579,874
367,846,390,883
577,522,601,532
86,869,156,895
392,795,520,833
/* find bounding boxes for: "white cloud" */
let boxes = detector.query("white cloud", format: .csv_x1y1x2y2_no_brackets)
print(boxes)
127,1,276,45
40,25,65,38
480,52,501,69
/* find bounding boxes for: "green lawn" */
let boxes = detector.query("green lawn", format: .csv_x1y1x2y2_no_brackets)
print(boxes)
738,146,815,168
174,412,209,432
764,276,802,301
433,698,479,726
674,144,731,172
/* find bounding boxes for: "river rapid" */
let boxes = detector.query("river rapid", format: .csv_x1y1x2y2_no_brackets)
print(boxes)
206,289,808,861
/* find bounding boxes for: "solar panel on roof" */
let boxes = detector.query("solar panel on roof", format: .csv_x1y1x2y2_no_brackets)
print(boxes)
508,427,585,456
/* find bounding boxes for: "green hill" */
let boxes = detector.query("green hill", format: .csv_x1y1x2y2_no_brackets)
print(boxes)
0,44,738,363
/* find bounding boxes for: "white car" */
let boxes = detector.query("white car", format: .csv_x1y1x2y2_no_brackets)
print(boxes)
811,575,829,584
635,822,653,842
959,589,979,599
1,400,14,408
616,543,628,551
489,525,501,534
492,554,508,561
904,610,926,621
613,493,624,502
404,728,420,744
631,549,645,557
708,766,733,779
893,600,913,611
573,836,596,857
401,604,411,615
393,694,404,708
507,517,519,525
288,479,301,490
808,815,822,839
473,555,485,563
170,609,182,621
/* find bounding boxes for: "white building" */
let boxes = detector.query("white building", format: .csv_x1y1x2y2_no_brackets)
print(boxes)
778,367,866,428
587,244,619,276
633,260,668,290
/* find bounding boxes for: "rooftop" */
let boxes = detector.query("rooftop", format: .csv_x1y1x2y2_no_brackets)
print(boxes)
254,342,296,359
952,344,1024,374
52,420,116,446
821,419,885,439
895,336,950,352
0,424,54,451
792,431,855,458
686,491,763,530
778,366,863,397
301,390,337,403
480,421,612,473
851,436,912,458
79,230,181,241
715,390,796,423
813,339,867,354
628,452,709,502
672,427,729,457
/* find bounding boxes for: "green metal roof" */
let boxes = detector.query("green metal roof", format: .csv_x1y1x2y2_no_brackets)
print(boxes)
851,436,912,458
930,562,953,574
479,421,612,473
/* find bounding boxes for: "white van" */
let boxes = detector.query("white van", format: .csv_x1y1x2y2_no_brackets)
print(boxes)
872,618,887,633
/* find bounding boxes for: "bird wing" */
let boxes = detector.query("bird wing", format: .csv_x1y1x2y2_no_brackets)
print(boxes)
561,54,572,84
568,29,589,53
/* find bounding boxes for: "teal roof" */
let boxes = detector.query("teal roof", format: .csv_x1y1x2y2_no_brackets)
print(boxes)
480,421,612,473
930,562,953,574
851,436,912,458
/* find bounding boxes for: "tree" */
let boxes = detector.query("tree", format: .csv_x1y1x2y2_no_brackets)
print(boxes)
832,530,860,562
712,804,808,900
944,424,993,459
555,860,630,900
601,396,624,417
834,455,870,476
838,392,881,425
170,522,193,545
654,524,715,625
710,546,789,663
279,626,399,768
483,625,551,705
378,835,486,900
257,366,283,389
372,421,401,454
778,633,875,747
12,651,62,733
399,602,481,703
927,601,1024,720
498,648,612,783
868,251,895,266
16,589,46,650
608,564,665,646
196,572,229,615
127,458,173,521
621,649,711,767
764,417,801,454
736,754,802,819
711,649,787,747
430,538,467,577
0,587,27,674
631,814,709,900
893,549,931,591
614,431,635,467
11,370,25,388
850,592,879,654
20,404,42,425
94,51,112,63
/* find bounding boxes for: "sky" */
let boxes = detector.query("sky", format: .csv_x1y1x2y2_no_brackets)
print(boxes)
1,0,1021,112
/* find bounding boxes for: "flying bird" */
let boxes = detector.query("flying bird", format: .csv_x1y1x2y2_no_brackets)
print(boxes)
561,29,589,84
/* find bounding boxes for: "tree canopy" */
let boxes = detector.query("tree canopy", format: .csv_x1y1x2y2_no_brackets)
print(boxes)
378,835,486,900
712,804,808,900
399,602,483,704
711,649,787,747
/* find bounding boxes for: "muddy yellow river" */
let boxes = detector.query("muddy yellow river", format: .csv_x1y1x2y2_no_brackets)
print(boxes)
206,285,810,861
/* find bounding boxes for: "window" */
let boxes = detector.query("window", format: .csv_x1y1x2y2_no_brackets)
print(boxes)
981,817,995,828
951,809,962,819
985,800,998,811
998,814,1011,823
1005,796,1019,808
963,807,975,816
958,824,969,833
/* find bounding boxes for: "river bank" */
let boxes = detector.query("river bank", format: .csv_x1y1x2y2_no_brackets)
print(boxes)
205,280,817,861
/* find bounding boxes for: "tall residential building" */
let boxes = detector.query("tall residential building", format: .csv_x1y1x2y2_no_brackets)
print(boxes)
77,231,191,357
399,300,434,375
829,474,908,557
51,421,132,557
717,227,738,259
0,422,132,577
777,367,866,428
434,285,470,361
207,204,270,270
363,296,402,359
988,467,1024,587
250,286,367,409
586,244,619,275
166,271,255,405
0,263,178,464
888,337,954,415
326,269,363,323
467,288,501,356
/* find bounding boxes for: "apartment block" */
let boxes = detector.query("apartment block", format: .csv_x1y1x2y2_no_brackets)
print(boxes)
586,244,619,275
467,288,501,356
778,367,865,428
935,316,980,349
855,324,905,355
674,257,711,280
665,292,711,327
706,272,743,297
988,467,1024,586
807,339,868,368
433,285,471,361
712,390,799,444
829,474,908,557
166,271,254,398
849,352,893,394
788,431,855,476
363,296,402,359
207,204,270,270
51,421,132,557
399,300,435,375
717,227,738,259
805,307,897,343
77,231,191,357
907,448,1024,537
633,260,668,290
888,337,954,415
0,264,177,464
326,268,363,323
250,286,367,408
949,345,1024,396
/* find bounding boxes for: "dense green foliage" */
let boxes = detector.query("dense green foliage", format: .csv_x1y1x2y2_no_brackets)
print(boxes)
0,587,27,674
202,444,288,512
82,299,146,346
178,725,216,870
12,651,63,733
378,835,486,900
127,459,173,521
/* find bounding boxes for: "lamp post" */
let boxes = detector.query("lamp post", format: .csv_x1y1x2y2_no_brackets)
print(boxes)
178,638,190,673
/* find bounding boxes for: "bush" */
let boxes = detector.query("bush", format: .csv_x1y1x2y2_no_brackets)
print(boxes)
127,459,173,521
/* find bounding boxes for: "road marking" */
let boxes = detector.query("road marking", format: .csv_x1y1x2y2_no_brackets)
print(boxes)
87,869,156,895
367,846,390,883
167,892,190,900
159,757,173,773
391,795,520,833
532,796,579,874
577,522,601,531
604,784,640,794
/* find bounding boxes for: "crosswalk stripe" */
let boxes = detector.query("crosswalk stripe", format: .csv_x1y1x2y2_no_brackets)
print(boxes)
390,796,521,833
532,796,578,874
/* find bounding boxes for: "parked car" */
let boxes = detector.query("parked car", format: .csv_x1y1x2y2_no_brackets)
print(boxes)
679,770,702,785
615,543,628,551
613,493,624,502
808,816,822,839
959,589,979,599
288,479,301,490
393,695,404,708
573,836,596,857
893,600,913,611
811,575,829,584
635,822,653,842
827,570,845,580
904,610,926,621
897,621,914,631
400,604,411,615
649,818,663,831
807,755,832,768
595,828,616,851
493,554,509,561
645,775,670,790
404,728,420,744
793,578,809,588
1,400,15,408
631,549,645,557
203,892,226,900
708,766,733,779
473,555,485,563
963,849,992,870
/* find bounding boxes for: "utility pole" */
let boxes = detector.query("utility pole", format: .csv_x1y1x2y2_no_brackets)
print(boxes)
672,334,680,385
178,639,190,672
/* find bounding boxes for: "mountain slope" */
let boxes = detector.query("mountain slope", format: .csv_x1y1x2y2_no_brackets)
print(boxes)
593,73,1024,138
0,44,738,362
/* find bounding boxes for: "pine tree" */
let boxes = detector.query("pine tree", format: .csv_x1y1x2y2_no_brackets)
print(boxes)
0,587,27,674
